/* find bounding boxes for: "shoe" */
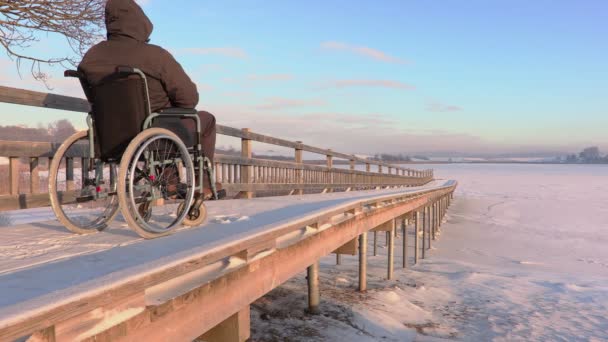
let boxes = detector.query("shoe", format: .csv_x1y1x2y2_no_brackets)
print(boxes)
200,182,226,200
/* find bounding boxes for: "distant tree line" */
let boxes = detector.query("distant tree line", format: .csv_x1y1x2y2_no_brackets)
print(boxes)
561,146,608,164
0,120,76,142
369,153,413,162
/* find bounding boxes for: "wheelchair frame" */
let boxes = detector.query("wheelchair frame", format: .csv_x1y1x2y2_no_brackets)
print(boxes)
50,66,218,238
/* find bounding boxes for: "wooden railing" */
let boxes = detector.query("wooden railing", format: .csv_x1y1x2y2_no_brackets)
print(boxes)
0,85,433,211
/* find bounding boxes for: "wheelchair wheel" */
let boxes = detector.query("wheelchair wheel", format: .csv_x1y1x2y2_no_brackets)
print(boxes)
117,128,195,239
177,198,207,227
49,130,120,234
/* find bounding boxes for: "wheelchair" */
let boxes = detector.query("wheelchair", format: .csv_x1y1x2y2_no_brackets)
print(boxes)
49,66,217,239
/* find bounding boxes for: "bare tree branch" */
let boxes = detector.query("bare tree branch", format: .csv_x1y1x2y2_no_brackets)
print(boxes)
0,0,105,84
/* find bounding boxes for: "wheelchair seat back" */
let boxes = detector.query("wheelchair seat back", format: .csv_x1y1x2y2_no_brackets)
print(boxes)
84,71,195,161
90,74,149,160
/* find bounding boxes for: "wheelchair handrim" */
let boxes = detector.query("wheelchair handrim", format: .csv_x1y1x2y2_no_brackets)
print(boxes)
126,133,195,234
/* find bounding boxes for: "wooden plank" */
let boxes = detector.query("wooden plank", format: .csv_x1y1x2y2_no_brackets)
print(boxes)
0,192,76,211
0,140,82,158
0,86,89,113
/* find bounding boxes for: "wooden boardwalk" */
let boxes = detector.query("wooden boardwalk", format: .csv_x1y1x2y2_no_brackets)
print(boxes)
0,85,455,341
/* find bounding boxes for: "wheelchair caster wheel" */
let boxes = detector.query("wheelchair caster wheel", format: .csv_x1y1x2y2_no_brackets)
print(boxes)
177,199,207,227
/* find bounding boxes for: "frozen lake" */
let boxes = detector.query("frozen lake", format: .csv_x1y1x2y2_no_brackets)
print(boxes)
253,163,608,341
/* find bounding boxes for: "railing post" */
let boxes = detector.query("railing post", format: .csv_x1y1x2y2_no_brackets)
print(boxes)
30,157,39,194
366,163,371,188
66,157,74,191
295,141,303,195
307,262,320,314
9,157,20,196
348,159,360,190
239,128,253,199
326,150,333,192
359,232,367,292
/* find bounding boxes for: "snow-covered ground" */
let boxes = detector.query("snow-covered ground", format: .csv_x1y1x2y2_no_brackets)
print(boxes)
250,164,608,341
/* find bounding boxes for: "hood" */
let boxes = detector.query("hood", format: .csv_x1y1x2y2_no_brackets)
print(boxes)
105,0,153,42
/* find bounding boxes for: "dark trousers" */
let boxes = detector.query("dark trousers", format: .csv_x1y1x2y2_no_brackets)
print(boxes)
180,110,216,187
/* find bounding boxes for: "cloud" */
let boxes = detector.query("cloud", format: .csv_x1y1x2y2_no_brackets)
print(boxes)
426,101,463,112
321,41,410,64
206,103,494,155
181,47,248,59
319,79,415,90
223,73,294,85
253,97,327,110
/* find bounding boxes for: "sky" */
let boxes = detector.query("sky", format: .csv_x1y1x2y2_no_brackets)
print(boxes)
1,0,607,156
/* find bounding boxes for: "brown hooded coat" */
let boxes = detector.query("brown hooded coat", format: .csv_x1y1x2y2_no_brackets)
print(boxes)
78,0,199,111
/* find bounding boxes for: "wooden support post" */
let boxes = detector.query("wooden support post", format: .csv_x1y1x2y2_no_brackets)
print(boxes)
402,217,407,268
239,128,253,199
429,204,433,246
422,207,427,258
414,211,421,264
29,157,39,194
27,326,56,342
295,142,303,195
336,253,341,265
9,157,20,195
429,202,437,239
387,219,395,280
373,231,378,256
359,233,367,292
385,231,389,247
307,262,320,314
199,306,250,342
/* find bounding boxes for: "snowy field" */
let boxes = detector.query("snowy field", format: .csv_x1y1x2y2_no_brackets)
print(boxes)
250,164,608,341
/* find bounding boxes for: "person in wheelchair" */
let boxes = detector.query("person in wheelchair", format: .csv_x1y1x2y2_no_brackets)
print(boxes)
78,0,223,201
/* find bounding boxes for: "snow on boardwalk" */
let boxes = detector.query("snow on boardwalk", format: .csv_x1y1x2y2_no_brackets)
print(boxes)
0,180,452,331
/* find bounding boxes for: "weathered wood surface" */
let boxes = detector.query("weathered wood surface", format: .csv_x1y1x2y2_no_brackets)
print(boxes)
0,181,456,341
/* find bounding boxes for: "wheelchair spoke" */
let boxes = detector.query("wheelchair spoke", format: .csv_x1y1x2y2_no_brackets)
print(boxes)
119,129,195,237
49,131,120,233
